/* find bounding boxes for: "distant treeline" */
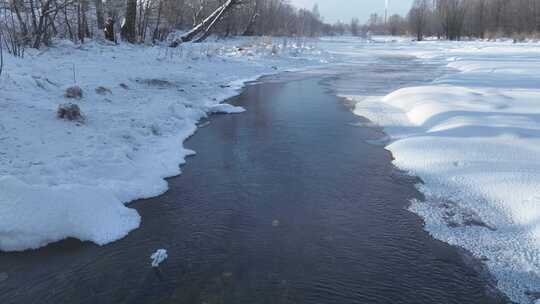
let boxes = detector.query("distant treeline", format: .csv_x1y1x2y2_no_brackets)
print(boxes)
408,0,540,41
334,0,540,41
1,0,539,53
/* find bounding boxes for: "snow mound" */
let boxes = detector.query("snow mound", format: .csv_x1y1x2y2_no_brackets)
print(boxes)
207,103,246,114
0,176,140,251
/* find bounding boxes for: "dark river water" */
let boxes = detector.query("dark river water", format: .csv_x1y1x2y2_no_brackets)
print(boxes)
0,55,508,304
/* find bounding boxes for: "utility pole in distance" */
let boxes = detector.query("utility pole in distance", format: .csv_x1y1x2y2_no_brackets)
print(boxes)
385,0,389,24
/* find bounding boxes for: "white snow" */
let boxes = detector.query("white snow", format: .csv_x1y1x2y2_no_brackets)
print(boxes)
350,40,540,303
3,34,540,303
0,37,329,252
150,248,168,267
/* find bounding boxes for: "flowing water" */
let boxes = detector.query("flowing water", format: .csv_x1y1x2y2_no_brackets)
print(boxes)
0,52,509,304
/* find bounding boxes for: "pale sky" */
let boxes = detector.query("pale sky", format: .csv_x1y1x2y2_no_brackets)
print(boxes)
290,0,414,23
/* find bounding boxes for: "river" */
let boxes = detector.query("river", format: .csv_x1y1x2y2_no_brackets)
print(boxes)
0,50,508,304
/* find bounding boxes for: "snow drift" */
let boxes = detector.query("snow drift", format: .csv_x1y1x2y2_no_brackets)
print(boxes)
352,41,540,303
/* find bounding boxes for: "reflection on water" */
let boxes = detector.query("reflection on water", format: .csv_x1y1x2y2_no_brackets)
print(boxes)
0,55,507,304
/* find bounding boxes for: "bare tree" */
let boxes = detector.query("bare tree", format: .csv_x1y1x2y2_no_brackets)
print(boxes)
32,0,54,47
0,0,333,49
121,0,137,42
151,0,163,43
242,1,259,36
387,14,406,36
436,0,467,40
404,0,540,40
350,18,360,36
104,17,115,41
409,0,431,41
77,0,90,43
95,0,105,30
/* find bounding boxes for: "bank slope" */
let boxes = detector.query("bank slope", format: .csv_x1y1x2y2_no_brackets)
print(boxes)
0,38,329,251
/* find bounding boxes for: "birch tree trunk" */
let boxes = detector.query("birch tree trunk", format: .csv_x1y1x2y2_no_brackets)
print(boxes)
169,0,240,47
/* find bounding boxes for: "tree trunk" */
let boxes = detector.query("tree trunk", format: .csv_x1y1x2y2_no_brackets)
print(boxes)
243,12,259,36
140,0,151,42
77,0,84,43
95,0,105,30
32,0,52,48
64,5,74,40
152,0,163,43
10,0,29,40
121,0,137,43
82,0,91,39
104,18,116,42
28,0,38,35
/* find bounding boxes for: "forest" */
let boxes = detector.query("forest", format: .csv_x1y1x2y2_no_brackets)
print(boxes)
409,0,540,41
0,0,325,53
2,0,540,57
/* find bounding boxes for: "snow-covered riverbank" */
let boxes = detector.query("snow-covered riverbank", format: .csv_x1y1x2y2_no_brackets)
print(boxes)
0,37,330,252
2,35,540,303
349,39,540,303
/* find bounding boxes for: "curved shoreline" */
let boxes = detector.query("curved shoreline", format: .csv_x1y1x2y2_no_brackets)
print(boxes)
0,64,509,303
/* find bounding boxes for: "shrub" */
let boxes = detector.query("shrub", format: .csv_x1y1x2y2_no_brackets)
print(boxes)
57,103,84,122
65,85,83,99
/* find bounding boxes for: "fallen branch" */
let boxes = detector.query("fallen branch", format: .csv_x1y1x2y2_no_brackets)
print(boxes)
194,3,231,43
169,0,241,47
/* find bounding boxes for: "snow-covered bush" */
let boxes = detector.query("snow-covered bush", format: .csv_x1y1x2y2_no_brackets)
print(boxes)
65,85,83,99
57,103,83,121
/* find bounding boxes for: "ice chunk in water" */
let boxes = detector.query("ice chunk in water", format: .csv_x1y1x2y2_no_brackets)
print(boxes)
150,249,168,267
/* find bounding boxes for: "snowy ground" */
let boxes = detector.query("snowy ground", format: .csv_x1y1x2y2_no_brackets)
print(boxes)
3,35,540,303
0,37,330,252
346,38,540,303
